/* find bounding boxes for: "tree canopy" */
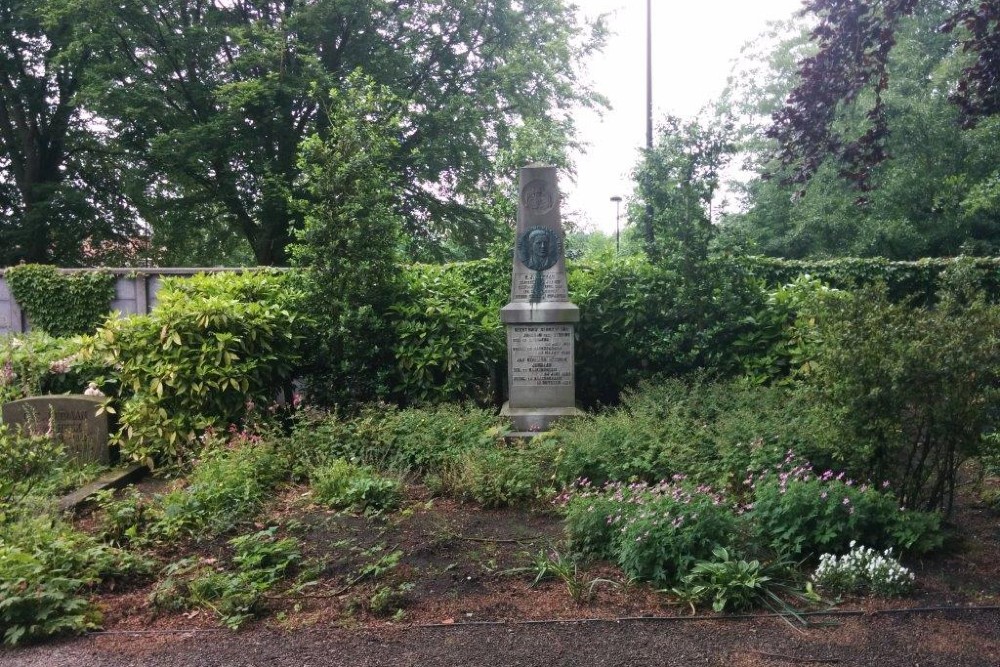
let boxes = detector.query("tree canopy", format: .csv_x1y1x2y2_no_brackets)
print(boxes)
0,0,605,265
714,2,1000,259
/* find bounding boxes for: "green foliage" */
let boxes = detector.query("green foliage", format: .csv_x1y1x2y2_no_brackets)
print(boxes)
0,426,67,509
673,547,795,613
552,378,835,490
0,332,110,404
290,74,404,407
748,457,943,558
809,282,1000,512
0,515,146,645
562,480,739,586
743,256,1000,305
811,543,915,598
720,5,1000,260
5,265,115,337
443,440,557,508
70,0,604,264
392,265,504,404
87,271,308,466
310,459,403,513
732,275,836,384
570,254,765,405
630,115,733,260
151,529,302,629
287,404,505,476
152,442,286,541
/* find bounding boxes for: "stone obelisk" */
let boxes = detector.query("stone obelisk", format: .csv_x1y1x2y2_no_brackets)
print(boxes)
500,165,582,432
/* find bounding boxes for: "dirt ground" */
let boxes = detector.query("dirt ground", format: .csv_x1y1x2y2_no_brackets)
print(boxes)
3,481,1000,666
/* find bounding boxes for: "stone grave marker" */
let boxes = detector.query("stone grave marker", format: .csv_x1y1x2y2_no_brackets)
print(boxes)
500,165,582,432
2,395,110,464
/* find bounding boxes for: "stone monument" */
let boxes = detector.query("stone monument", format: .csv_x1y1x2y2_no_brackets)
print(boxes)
500,165,582,432
2,395,110,464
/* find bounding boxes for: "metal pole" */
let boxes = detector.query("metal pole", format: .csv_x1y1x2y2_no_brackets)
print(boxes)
610,196,622,253
646,0,653,152
642,0,655,254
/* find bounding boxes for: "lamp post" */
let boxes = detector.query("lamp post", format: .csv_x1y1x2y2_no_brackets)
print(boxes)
610,196,622,253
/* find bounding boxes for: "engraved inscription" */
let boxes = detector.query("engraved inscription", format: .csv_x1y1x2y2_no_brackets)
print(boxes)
512,271,567,301
510,325,573,387
520,179,556,214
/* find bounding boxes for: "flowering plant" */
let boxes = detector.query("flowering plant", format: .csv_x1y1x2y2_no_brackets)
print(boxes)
811,542,915,597
560,477,738,585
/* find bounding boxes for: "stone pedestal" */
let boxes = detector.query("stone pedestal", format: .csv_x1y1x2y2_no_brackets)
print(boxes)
500,165,582,432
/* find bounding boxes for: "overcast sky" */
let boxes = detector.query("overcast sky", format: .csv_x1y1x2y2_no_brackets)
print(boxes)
564,0,805,234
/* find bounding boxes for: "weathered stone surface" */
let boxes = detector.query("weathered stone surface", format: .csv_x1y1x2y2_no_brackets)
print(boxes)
2,395,109,464
500,165,582,431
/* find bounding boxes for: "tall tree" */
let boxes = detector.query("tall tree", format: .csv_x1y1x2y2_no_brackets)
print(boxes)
630,115,733,263
0,0,137,265
717,5,1000,259
769,0,1000,189
71,0,605,265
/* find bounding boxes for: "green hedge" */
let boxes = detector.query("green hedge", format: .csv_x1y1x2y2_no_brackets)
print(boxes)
743,256,1000,303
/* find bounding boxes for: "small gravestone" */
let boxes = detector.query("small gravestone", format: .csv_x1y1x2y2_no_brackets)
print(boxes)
1,395,109,464
500,165,582,432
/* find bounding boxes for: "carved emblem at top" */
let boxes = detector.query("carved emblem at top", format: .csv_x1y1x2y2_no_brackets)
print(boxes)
521,179,556,214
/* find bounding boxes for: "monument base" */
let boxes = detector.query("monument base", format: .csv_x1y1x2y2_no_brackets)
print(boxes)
500,402,583,433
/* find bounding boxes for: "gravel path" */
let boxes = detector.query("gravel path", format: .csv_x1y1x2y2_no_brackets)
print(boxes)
4,609,1000,667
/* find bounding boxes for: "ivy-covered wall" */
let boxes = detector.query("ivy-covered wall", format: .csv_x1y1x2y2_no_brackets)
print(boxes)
0,267,253,336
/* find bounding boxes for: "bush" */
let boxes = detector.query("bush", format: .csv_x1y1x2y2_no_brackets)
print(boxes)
87,271,309,466
151,442,286,540
0,332,111,404
0,426,67,509
810,282,1000,512
561,479,740,586
311,459,403,513
552,378,836,490
4,265,115,337
748,454,943,558
392,265,504,404
442,439,557,508
0,515,146,645
286,404,505,476
571,254,765,406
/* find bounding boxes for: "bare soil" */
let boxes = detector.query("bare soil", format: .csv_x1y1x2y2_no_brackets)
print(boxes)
3,481,1000,666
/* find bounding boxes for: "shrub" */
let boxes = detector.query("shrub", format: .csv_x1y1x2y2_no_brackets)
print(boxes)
731,275,837,385
4,264,115,337
151,442,286,540
442,439,557,508
289,74,405,408
553,378,836,490
0,426,67,509
571,254,765,406
0,332,110,404
392,265,504,404
87,271,309,466
810,283,1000,512
0,515,146,645
561,479,740,586
286,404,505,476
748,454,943,558
311,459,403,513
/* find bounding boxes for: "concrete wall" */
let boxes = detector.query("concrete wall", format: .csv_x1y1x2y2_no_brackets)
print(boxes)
0,268,247,336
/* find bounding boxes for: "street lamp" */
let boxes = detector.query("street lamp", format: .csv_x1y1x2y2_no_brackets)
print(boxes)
610,196,622,253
